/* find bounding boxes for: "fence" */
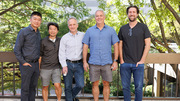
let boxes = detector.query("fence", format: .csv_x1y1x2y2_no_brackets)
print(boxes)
0,52,180,100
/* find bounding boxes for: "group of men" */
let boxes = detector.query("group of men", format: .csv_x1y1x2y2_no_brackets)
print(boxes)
14,5,151,101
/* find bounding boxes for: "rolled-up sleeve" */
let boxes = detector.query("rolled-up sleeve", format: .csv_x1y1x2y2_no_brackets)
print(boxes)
14,29,26,65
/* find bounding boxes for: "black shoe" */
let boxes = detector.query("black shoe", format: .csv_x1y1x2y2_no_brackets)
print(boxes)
73,98,79,101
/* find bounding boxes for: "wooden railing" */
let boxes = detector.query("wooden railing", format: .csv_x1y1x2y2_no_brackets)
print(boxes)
145,53,180,97
0,52,180,100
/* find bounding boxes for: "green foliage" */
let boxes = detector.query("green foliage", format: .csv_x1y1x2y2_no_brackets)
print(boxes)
78,16,96,32
58,21,69,37
110,86,123,96
97,0,106,10
0,63,21,94
144,90,153,97
83,79,92,93
0,0,90,51
98,0,180,53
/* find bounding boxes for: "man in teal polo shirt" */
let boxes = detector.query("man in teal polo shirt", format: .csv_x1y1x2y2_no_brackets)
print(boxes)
82,10,119,101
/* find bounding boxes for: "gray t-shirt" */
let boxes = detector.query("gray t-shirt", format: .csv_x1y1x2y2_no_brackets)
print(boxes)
118,22,151,64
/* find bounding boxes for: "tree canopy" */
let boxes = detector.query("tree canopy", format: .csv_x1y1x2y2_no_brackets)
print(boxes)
97,0,180,93
0,0,180,97
0,0,90,51
98,0,180,53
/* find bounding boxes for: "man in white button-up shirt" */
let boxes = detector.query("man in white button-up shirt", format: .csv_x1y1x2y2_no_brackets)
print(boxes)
59,17,84,101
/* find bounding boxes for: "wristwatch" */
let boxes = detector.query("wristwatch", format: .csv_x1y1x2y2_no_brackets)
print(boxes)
114,59,118,62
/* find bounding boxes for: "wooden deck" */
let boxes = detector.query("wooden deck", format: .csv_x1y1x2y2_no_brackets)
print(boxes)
0,96,180,101
0,52,180,100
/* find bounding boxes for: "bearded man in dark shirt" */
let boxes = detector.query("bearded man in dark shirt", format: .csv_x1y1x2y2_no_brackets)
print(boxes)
118,6,151,101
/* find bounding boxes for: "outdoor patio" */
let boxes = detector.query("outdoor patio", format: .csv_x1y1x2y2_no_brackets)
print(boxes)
0,52,180,101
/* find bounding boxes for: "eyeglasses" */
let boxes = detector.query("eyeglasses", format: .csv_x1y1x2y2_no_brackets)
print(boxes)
128,28,132,36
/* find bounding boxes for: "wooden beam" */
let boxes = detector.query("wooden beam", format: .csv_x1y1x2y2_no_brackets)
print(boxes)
145,53,180,64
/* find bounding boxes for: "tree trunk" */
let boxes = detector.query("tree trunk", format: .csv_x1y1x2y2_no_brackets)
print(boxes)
151,0,174,53
170,21,180,46
162,0,180,24
151,36,164,53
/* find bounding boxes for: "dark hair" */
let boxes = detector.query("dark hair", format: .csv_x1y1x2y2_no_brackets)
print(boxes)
47,22,59,31
30,11,42,18
126,5,139,14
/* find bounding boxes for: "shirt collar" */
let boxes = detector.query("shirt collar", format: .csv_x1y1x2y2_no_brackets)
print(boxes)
68,31,79,36
47,35,58,40
49,38,56,43
28,24,39,32
94,24,107,29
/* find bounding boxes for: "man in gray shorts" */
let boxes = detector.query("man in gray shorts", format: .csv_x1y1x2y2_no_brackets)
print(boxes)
82,10,119,101
39,22,62,101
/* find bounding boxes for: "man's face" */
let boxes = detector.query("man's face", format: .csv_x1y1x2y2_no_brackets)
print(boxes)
128,7,138,22
48,25,58,37
68,19,78,33
95,11,105,24
30,15,42,29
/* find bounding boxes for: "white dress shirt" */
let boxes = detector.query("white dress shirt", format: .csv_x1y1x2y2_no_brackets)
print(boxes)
59,31,85,67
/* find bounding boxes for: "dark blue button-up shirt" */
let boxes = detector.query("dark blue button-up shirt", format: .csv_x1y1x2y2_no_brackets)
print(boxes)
14,25,41,65
82,25,119,66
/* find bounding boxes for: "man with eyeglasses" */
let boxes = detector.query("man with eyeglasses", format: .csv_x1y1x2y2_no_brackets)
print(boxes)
118,6,151,101
14,11,42,101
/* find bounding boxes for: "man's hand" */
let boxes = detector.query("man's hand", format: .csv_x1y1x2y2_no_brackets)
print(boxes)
83,62,89,72
23,63,32,67
136,61,144,67
120,60,124,64
136,38,150,67
111,61,118,71
63,66,68,74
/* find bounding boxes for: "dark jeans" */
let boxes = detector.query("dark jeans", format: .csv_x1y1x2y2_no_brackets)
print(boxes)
63,61,84,101
20,62,39,101
120,63,144,101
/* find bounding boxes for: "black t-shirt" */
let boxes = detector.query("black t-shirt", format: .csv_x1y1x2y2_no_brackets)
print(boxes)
118,22,151,64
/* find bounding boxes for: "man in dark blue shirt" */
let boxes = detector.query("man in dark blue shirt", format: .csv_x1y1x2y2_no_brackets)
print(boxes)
14,11,42,101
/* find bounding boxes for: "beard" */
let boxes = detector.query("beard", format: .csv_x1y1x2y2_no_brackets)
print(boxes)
128,16,137,22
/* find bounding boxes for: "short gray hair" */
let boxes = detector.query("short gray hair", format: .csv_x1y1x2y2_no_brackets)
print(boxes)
95,10,106,17
67,17,78,25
